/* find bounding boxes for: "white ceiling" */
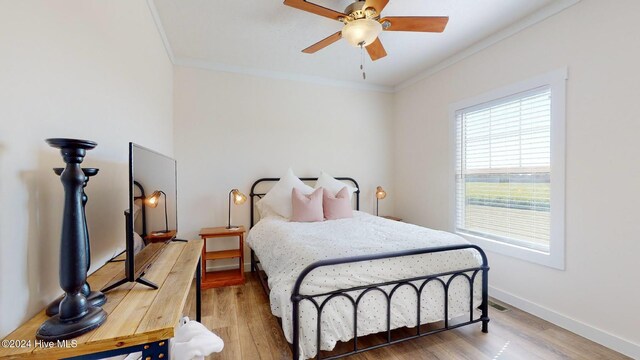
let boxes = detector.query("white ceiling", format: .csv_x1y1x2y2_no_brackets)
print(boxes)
152,0,559,88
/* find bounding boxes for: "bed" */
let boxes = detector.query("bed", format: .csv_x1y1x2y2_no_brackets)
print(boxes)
247,177,489,360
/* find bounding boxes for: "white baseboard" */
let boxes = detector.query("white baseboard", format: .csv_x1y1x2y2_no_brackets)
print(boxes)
206,262,252,273
201,267,639,357
490,286,640,359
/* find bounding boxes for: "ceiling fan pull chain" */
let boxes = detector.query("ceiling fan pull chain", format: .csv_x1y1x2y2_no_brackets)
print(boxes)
360,42,366,80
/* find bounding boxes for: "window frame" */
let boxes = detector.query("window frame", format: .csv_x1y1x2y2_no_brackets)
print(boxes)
449,68,567,270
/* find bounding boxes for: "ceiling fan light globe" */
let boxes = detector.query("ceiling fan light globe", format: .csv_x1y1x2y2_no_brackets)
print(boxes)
341,18,382,47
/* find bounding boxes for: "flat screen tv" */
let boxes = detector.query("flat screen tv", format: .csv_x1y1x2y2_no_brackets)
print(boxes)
102,143,178,292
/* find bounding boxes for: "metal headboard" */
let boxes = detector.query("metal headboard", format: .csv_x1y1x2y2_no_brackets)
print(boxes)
133,180,148,238
249,177,360,228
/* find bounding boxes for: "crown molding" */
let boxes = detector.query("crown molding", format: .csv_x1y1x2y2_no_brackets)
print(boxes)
146,1,391,93
394,0,581,92
146,0,175,64
148,0,580,94
174,57,394,93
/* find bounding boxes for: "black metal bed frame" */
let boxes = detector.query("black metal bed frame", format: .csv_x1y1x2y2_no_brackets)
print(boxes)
133,180,148,238
249,177,489,360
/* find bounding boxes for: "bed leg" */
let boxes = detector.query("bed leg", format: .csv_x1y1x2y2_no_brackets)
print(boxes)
292,297,300,360
482,319,489,333
250,249,256,273
481,265,490,333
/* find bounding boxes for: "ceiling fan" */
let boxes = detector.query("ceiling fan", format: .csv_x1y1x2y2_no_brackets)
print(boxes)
284,0,449,61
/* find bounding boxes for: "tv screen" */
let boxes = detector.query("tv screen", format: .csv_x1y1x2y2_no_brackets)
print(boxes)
131,143,177,239
102,143,177,292
128,143,177,279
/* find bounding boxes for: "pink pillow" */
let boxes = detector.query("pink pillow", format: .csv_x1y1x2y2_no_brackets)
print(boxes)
323,187,353,220
291,187,324,222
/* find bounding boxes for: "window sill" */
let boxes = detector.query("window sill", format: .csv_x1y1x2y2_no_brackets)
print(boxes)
456,231,565,270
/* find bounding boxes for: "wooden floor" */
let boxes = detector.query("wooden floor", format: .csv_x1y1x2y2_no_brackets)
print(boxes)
183,275,630,360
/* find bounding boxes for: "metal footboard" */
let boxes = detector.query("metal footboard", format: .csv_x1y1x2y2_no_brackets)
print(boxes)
290,244,490,360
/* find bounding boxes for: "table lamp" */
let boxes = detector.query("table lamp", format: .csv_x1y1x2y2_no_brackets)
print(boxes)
375,186,386,216
147,190,169,233
227,189,247,229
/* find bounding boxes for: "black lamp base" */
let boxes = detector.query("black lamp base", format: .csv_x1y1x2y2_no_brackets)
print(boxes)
36,306,107,341
45,291,107,317
226,225,240,230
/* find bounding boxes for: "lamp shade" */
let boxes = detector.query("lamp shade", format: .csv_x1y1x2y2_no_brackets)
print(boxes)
375,186,387,200
227,189,247,229
231,189,247,205
146,190,169,233
146,191,163,208
341,18,383,47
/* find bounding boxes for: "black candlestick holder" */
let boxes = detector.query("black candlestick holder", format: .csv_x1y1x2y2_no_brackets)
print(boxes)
37,138,107,341
45,167,106,316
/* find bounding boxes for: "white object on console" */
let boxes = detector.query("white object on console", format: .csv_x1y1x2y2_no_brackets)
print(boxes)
170,316,224,360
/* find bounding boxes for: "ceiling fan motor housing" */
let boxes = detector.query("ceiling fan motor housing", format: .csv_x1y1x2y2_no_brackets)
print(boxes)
342,1,379,23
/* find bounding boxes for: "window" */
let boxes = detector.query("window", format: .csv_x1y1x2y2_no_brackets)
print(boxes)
451,69,566,269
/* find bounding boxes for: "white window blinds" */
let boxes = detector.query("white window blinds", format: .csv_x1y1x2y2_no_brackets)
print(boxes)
455,86,552,252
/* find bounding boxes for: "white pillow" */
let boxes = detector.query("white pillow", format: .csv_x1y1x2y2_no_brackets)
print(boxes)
133,203,142,221
133,232,145,254
314,171,358,200
255,199,279,219
256,168,313,219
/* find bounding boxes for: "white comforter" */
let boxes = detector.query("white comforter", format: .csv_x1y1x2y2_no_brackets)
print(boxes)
247,211,484,359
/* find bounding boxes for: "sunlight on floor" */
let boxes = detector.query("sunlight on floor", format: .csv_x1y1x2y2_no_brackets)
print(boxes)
493,341,511,359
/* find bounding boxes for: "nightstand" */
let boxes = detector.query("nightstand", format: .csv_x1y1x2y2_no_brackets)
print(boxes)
382,215,402,222
198,226,245,289
144,230,177,243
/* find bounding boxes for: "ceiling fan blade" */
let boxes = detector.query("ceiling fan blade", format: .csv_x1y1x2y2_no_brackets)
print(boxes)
302,31,342,54
366,37,387,61
364,0,389,13
380,16,449,32
283,0,346,21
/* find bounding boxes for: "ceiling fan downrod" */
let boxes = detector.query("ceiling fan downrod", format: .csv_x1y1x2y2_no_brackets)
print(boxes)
359,42,366,80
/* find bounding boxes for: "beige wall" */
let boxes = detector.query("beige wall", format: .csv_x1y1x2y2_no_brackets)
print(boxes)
173,66,395,268
2,0,638,357
393,0,640,356
0,0,173,337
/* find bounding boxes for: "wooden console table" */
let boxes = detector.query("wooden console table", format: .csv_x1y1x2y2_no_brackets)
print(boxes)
0,239,203,360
